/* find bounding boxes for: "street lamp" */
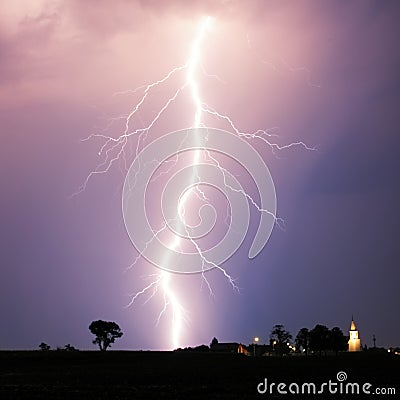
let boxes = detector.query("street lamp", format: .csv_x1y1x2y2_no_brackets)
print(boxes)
253,337,259,357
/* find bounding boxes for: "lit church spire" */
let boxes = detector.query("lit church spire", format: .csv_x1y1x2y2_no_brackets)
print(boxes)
348,316,361,352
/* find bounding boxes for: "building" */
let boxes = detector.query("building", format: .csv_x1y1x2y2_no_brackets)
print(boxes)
210,342,249,355
348,317,361,352
254,344,274,357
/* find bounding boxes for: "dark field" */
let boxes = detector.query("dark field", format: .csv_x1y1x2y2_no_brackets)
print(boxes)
0,351,398,399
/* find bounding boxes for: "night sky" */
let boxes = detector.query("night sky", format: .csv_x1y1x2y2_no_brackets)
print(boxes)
1,0,399,351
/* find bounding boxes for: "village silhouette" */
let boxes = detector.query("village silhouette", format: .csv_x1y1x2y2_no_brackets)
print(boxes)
36,316,399,357
2,316,399,399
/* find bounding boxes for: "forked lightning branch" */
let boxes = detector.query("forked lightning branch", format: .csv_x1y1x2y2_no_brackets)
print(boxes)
77,17,314,349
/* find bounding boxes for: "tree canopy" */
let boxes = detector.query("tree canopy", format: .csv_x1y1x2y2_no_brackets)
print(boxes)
89,320,123,351
270,324,292,355
39,342,50,351
302,324,348,355
295,328,310,355
309,324,330,355
330,326,348,355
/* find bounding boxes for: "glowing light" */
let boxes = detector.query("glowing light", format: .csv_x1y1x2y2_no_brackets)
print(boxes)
177,16,213,223
160,16,213,348
348,317,361,352
160,271,184,349
187,16,213,130
123,16,218,349
78,15,314,350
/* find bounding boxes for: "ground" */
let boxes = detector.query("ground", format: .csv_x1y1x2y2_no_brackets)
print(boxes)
0,351,398,399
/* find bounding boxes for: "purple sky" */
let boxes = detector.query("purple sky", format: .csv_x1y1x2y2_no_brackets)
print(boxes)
1,0,399,350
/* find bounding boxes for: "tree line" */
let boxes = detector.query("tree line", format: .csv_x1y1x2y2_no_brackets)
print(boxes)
271,323,348,356
39,320,123,352
38,320,348,355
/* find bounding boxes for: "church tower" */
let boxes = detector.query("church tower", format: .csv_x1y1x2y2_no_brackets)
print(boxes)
348,316,361,352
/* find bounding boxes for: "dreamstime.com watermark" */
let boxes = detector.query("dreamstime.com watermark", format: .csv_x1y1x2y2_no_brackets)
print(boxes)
257,371,397,396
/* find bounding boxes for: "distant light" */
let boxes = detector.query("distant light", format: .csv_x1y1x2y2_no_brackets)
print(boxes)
388,349,391,353
254,337,259,343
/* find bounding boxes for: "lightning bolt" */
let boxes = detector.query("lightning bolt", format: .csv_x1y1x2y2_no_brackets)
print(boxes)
154,17,220,350
128,17,217,350
77,16,314,349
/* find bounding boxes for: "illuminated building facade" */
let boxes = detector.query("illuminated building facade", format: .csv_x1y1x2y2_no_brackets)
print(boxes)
348,317,361,352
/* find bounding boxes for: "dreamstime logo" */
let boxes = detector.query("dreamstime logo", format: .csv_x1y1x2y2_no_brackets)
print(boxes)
337,371,347,382
257,371,397,396
122,127,276,274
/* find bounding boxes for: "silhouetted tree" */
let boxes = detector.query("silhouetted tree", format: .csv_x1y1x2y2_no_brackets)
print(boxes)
64,343,78,351
89,320,123,351
309,324,330,355
210,337,219,347
194,344,210,352
295,328,310,355
270,324,292,355
39,342,50,351
330,327,347,355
